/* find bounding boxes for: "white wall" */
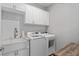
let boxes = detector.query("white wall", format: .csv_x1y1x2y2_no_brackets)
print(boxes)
48,3,79,50
23,24,47,32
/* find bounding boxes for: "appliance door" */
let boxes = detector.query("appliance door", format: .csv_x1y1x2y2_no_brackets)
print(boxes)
49,39,55,48
30,38,48,56
48,37,55,55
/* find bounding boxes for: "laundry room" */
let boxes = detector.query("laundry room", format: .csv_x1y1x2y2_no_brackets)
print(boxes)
0,0,79,56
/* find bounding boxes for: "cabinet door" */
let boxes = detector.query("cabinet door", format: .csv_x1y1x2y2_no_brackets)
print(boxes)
14,3,26,12
18,48,29,56
39,10,49,25
25,5,33,24
30,38,48,56
39,9,45,25
43,11,49,25
1,3,14,8
31,6,40,24
18,41,29,56
3,51,16,56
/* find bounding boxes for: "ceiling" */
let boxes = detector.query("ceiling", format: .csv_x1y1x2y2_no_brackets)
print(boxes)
27,3,53,11
37,3,53,8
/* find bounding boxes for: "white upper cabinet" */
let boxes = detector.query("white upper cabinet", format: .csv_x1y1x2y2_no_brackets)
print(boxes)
1,3,26,12
1,3,49,26
25,4,49,25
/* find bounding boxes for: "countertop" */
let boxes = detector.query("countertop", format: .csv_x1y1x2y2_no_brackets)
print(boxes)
0,37,30,47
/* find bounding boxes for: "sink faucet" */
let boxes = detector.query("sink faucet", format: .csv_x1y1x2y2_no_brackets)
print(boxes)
14,28,18,39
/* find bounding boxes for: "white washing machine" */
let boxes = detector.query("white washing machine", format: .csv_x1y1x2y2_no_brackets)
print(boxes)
29,36,48,56
26,32,48,56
